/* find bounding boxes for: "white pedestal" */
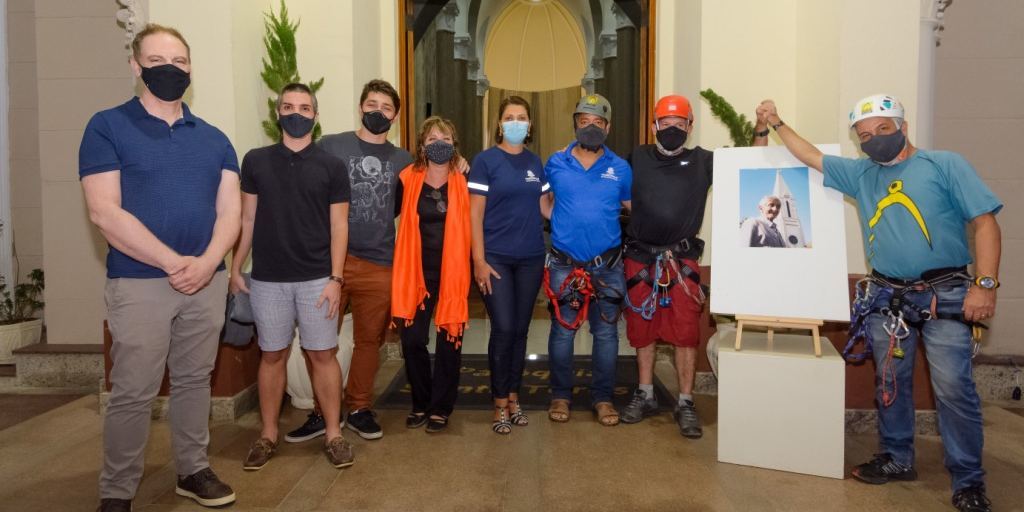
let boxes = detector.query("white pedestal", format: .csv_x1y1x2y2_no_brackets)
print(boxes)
717,330,845,479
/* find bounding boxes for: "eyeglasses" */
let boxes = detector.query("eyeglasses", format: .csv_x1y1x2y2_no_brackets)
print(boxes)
429,188,447,213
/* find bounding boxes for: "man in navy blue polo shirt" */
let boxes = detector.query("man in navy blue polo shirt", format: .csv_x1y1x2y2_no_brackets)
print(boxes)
541,93,631,426
79,24,240,512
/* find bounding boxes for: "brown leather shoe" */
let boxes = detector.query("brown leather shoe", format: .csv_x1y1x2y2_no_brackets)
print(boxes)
243,437,277,471
324,435,355,468
97,498,132,512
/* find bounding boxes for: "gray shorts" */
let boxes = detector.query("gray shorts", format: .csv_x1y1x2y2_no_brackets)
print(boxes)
250,277,339,352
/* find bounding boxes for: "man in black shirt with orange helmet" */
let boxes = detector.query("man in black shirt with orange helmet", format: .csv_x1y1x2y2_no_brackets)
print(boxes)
620,95,767,438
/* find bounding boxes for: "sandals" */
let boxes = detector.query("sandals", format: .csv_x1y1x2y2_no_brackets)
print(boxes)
492,407,512,435
548,399,570,423
509,400,529,426
594,401,620,426
406,412,427,429
425,415,449,433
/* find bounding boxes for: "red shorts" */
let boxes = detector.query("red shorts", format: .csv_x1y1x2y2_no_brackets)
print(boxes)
623,256,703,348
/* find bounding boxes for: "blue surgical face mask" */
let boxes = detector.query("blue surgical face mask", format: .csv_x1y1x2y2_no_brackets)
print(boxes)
501,121,529,145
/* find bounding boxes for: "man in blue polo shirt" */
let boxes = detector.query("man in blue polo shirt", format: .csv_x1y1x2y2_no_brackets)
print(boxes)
541,93,631,427
79,24,240,512
759,96,1002,512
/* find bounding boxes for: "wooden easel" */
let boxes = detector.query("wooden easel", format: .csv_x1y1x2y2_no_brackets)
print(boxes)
734,314,824,357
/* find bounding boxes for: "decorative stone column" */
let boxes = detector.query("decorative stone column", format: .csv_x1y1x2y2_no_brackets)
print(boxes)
116,0,147,52
917,0,952,149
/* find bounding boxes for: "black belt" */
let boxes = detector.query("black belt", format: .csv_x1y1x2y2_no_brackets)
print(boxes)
869,266,968,288
623,237,704,265
625,257,701,291
548,245,622,269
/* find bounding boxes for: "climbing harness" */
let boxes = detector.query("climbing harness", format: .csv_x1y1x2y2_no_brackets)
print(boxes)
543,247,623,330
843,267,988,407
622,237,706,320
624,251,705,320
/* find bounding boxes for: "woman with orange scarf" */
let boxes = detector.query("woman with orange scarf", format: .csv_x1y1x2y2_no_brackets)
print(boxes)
391,116,472,433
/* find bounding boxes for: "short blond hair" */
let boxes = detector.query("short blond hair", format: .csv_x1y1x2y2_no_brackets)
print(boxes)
131,23,191,62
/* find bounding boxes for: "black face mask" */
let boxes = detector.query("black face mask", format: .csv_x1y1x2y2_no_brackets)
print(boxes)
361,110,392,135
655,126,688,153
279,113,315,138
860,130,906,165
140,64,191,102
575,124,607,152
424,141,455,165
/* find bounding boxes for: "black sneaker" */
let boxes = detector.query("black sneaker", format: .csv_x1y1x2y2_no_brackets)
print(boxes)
621,389,659,424
952,485,992,512
285,411,337,443
175,467,236,508
97,498,132,512
673,400,703,439
347,409,383,440
851,453,918,485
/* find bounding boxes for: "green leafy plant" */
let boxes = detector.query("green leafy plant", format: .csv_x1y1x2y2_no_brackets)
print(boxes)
700,88,755,147
0,269,44,325
261,1,325,141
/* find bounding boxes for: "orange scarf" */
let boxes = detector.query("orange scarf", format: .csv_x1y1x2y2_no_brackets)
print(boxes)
391,164,472,347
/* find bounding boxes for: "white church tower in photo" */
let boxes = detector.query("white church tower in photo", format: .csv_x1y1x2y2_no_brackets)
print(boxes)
772,170,807,248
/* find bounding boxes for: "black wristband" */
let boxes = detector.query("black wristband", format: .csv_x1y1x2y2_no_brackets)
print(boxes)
754,128,770,138
770,119,785,131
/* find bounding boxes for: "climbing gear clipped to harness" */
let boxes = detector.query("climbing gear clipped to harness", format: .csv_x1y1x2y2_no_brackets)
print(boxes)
542,247,623,330
624,250,705,321
843,267,985,407
543,266,594,331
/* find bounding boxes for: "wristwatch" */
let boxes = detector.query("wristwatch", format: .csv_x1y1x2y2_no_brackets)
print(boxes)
754,127,770,138
975,275,1000,290
329,275,345,286
770,119,785,131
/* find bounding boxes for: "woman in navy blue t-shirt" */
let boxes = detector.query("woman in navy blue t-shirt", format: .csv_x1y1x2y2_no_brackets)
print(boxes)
468,96,548,435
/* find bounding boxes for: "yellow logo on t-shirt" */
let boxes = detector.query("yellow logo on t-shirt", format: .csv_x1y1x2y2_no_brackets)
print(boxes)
866,179,931,260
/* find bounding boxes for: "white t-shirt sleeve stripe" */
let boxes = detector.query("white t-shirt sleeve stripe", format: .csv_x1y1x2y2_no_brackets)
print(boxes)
468,182,489,192
541,183,551,192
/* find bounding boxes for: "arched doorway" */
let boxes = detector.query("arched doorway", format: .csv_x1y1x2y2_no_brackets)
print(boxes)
398,0,656,161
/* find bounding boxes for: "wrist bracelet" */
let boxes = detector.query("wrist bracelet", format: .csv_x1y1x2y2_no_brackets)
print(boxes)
770,119,785,131
754,128,770,138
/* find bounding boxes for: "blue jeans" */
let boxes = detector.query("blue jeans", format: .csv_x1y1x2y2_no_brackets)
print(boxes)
481,253,545,399
863,280,984,491
546,257,626,405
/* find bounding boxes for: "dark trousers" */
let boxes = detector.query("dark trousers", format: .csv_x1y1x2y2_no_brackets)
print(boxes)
400,275,462,417
481,253,545,399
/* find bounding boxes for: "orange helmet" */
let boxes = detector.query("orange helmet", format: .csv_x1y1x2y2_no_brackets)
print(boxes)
654,95,692,121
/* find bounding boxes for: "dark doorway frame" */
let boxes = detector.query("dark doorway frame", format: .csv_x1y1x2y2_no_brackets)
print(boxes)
396,0,657,151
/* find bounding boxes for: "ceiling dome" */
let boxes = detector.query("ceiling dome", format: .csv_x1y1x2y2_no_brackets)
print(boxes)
483,0,587,92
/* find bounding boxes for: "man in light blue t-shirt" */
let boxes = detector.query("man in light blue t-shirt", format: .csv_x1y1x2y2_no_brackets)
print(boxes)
758,95,1001,512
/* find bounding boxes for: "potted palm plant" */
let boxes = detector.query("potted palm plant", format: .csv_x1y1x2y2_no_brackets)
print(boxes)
0,269,44,364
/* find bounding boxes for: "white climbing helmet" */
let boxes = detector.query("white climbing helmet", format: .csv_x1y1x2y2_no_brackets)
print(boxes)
849,94,905,128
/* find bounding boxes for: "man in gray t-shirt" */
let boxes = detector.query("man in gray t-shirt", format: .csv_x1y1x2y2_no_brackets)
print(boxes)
286,80,411,443
319,131,412,266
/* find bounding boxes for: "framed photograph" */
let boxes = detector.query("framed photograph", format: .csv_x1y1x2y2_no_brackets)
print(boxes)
739,167,812,248
710,145,849,321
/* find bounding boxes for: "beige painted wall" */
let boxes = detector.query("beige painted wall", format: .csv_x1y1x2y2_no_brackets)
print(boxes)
148,0,399,159
935,0,1024,355
6,0,42,285
35,0,135,344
